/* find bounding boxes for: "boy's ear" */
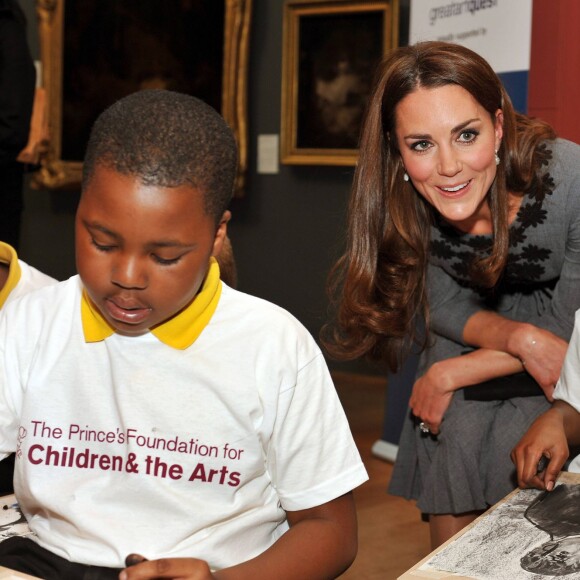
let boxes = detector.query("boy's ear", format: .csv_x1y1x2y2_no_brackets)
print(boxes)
212,210,231,258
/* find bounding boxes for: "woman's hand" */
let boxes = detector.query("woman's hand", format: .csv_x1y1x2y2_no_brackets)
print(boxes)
410,349,532,435
120,556,215,580
509,325,568,401
410,360,455,435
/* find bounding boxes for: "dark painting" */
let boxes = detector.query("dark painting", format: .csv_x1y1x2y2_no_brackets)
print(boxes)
62,0,224,161
296,11,383,150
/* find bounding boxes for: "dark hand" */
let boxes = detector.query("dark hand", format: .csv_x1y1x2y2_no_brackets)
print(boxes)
511,408,569,491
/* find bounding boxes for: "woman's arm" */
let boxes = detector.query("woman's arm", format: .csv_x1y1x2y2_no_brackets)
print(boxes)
410,348,526,434
463,311,568,392
119,494,357,580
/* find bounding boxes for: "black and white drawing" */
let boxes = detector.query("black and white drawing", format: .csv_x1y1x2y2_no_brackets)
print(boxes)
419,483,580,579
0,496,32,542
521,484,580,576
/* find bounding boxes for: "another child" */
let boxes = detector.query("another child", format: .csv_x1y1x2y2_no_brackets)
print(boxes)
0,90,368,579
513,309,580,492
0,241,56,495
0,240,56,310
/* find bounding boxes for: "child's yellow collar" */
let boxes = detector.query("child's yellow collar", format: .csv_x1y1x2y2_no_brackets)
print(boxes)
0,242,22,309
81,258,222,349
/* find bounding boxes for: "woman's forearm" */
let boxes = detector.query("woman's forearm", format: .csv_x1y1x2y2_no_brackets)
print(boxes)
431,349,524,393
463,311,537,359
463,311,568,393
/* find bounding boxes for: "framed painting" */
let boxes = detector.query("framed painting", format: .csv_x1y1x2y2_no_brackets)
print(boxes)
281,0,399,166
33,0,252,196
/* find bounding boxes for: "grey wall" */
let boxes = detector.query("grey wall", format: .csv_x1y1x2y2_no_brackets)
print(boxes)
18,0,409,376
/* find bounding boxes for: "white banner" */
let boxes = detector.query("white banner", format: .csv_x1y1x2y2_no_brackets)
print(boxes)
409,0,533,73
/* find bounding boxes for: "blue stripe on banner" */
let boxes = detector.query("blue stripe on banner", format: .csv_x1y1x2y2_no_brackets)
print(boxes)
498,70,529,114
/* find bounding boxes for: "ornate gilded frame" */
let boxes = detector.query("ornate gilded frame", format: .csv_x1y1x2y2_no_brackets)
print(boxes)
33,0,251,196
281,0,398,166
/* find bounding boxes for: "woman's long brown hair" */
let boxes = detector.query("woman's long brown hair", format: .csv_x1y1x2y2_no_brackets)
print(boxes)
322,41,555,372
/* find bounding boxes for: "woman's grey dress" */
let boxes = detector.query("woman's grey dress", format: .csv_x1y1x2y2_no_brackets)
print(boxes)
389,138,580,514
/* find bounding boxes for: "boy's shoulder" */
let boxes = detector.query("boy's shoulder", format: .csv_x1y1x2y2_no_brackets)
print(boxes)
219,284,307,328
217,284,320,350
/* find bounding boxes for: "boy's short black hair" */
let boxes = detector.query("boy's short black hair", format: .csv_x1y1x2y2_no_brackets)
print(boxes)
82,89,237,223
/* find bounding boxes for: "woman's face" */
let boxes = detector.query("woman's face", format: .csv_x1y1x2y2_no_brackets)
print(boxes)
395,84,503,234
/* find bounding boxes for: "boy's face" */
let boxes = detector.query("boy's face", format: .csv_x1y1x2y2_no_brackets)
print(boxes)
75,166,229,337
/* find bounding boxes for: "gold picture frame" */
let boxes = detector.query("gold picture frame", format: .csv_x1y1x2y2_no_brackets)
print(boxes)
281,0,398,166
33,0,252,196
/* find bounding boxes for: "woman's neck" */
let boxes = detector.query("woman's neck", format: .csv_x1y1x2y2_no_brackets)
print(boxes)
445,192,523,235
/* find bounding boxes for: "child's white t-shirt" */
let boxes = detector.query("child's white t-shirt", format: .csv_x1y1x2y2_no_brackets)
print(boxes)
0,276,367,569
554,309,580,472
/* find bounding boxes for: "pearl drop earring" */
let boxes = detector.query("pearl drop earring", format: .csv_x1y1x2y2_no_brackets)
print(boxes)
495,151,500,166
403,172,409,182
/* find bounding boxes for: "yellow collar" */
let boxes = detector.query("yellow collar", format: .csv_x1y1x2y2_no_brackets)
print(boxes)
81,258,222,349
0,242,22,309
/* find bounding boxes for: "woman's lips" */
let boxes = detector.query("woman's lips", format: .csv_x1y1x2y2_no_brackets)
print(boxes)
105,299,151,325
437,179,472,197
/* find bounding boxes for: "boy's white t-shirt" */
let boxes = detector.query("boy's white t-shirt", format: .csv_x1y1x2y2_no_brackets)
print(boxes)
0,276,368,569
554,310,580,472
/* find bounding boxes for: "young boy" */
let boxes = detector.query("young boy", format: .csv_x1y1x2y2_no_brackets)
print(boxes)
0,90,367,579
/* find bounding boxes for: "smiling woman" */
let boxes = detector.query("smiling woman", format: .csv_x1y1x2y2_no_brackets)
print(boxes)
322,40,580,549
395,84,503,234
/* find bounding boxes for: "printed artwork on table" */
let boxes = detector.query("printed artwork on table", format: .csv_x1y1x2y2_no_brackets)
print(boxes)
419,482,580,579
0,496,32,542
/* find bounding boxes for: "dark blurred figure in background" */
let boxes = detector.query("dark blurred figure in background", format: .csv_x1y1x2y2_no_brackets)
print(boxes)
0,0,35,251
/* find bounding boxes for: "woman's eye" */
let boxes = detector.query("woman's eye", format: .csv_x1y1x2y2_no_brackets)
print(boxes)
410,140,431,152
458,130,478,143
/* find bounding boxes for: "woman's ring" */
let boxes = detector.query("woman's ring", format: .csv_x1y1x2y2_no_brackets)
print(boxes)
419,421,430,434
